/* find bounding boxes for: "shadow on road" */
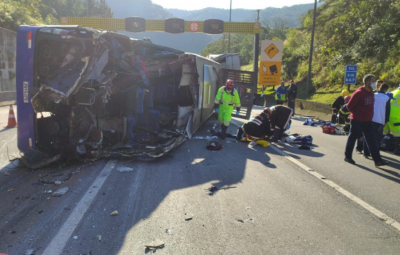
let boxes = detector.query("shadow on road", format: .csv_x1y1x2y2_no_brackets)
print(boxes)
40,118,285,255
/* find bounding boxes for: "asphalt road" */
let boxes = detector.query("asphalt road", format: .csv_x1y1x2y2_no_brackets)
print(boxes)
0,105,400,255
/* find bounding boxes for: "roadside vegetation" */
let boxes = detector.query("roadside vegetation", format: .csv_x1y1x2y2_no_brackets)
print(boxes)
0,0,113,31
204,0,400,104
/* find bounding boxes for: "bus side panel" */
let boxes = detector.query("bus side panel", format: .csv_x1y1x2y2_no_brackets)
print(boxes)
16,26,40,153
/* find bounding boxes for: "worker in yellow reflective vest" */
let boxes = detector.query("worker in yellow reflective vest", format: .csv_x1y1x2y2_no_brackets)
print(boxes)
383,87,400,153
214,79,241,139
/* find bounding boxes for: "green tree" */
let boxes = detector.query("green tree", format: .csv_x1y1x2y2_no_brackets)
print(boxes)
1,0,44,31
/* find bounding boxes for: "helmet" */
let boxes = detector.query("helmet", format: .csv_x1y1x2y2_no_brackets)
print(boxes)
263,107,271,116
226,79,234,88
341,90,350,96
344,96,351,102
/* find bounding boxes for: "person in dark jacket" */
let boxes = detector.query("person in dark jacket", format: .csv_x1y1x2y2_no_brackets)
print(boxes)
344,74,388,167
269,105,293,142
340,97,363,152
236,109,272,140
237,105,292,142
287,80,297,115
332,90,350,124
362,83,391,158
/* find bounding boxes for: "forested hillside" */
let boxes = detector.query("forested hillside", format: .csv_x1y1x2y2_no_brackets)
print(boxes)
169,4,316,27
0,0,112,31
285,0,400,93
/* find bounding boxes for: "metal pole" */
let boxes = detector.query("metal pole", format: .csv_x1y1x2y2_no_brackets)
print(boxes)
87,0,89,17
253,10,260,93
306,0,317,96
228,0,232,53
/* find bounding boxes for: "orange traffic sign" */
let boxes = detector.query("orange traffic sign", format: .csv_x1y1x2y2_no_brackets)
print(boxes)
259,61,281,85
264,43,279,59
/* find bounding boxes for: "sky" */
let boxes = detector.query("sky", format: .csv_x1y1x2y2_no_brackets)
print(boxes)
150,0,316,10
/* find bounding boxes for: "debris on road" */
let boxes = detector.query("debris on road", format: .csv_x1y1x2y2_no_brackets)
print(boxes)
145,240,165,252
249,141,257,148
192,136,218,140
52,187,69,197
185,217,193,221
54,181,62,185
7,188,14,192
206,141,223,150
206,185,237,195
299,145,311,150
111,211,119,216
97,235,102,242
73,236,78,240
237,218,254,223
117,166,134,172
46,190,53,194
4,172,10,176
165,229,172,235
256,140,269,147
40,171,72,184
25,249,36,255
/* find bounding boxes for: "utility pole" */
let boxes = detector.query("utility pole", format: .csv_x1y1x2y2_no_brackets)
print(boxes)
253,9,260,93
306,0,317,96
228,0,232,53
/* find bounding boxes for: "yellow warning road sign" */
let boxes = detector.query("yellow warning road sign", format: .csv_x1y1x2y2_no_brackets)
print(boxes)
259,61,281,85
265,43,279,59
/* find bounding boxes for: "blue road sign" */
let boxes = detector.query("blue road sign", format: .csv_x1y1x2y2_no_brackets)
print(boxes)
345,65,358,84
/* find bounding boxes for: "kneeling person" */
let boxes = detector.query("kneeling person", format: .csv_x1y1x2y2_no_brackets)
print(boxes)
268,105,293,142
237,108,273,140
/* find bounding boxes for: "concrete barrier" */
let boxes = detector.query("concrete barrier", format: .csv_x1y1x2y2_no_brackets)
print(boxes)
254,95,332,120
295,99,332,120
0,91,16,107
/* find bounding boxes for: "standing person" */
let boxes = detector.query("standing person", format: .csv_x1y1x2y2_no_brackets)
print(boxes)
344,74,388,167
363,83,391,159
374,79,383,92
339,97,364,152
287,80,297,115
331,90,350,124
214,79,241,139
275,81,287,105
383,85,400,154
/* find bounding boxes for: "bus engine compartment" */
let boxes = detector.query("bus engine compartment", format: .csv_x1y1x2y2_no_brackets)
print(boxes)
22,26,217,169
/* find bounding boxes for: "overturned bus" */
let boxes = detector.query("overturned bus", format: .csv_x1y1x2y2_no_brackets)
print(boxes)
16,26,255,169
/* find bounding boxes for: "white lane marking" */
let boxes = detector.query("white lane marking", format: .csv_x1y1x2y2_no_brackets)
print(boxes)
230,119,400,233
269,143,400,232
43,160,117,254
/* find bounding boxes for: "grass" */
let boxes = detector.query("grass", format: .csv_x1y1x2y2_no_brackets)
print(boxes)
240,64,365,105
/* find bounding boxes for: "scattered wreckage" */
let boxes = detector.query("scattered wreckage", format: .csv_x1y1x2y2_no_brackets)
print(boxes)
16,26,254,169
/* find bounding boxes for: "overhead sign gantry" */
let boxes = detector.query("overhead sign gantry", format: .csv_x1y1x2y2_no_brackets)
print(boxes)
60,17,260,34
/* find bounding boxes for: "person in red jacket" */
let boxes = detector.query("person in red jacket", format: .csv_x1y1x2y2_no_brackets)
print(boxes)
344,74,388,167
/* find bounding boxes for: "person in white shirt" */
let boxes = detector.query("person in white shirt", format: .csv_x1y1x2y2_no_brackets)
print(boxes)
363,83,391,158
